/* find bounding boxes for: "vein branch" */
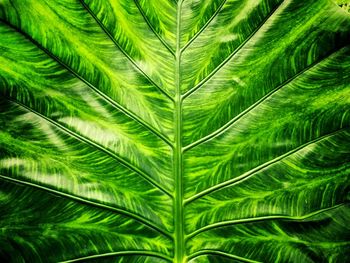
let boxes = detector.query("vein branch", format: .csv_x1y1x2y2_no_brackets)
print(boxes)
9,98,173,197
0,19,173,148
79,0,174,101
186,204,347,240
60,251,173,263
182,1,284,99
0,175,172,239
133,0,175,56
182,48,343,152
187,250,261,263
184,128,348,204
180,0,228,53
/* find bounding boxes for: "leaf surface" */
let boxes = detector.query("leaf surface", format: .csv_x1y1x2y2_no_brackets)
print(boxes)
0,0,349,262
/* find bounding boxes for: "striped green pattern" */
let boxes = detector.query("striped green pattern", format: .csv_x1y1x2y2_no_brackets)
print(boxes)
0,0,349,262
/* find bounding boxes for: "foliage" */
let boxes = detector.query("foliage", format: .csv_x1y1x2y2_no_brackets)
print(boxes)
0,0,349,262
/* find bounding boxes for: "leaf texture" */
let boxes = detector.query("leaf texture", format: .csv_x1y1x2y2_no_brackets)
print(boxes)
0,0,349,262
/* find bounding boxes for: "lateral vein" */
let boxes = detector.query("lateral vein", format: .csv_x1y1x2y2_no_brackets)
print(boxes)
184,128,349,204
182,1,285,99
0,175,172,239
187,250,261,263
60,251,173,263
8,98,173,197
0,19,173,148
180,0,228,53
133,0,176,56
186,203,347,240
78,0,174,101
182,47,346,152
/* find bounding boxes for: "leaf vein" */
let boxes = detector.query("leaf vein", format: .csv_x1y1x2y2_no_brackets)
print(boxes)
78,0,174,101
182,47,346,152
8,98,173,197
60,251,173,263
0,19,173,148
186,204,348,240
187,250,261,263
184,128,349,204
182,0,285,99
0,175,172,239
133,0,176,56
180,0,228,53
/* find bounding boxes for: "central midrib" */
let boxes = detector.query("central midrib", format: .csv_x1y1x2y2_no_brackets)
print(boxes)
174,0,185,263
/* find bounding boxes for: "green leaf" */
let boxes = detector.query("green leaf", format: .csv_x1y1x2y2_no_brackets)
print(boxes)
0,0,349,262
